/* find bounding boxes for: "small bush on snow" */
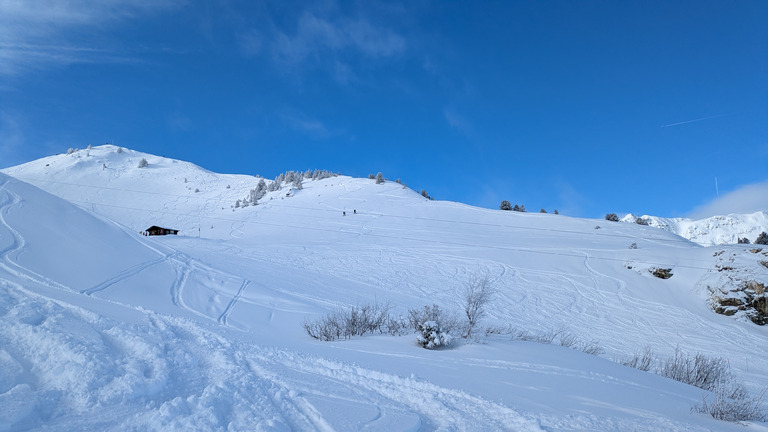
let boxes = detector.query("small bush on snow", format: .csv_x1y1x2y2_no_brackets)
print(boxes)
693,381,767,423
407,304,459,334
660,348,729,391
621,346,655,372
416,320,452,349
303,302,395,341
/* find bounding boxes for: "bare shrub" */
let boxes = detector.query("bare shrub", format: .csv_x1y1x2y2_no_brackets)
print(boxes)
384,314,410,336
660,348,729,391
693,381,767,422
578,341,605,356
303,302,393,341
621,346,655,372
463,274,496,338
303,313,344,341
535,327,566,344
483,324,515,337
558,331,579,348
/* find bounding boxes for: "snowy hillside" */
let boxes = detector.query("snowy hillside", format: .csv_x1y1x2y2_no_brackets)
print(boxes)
2,146,768,431
620,212,768,246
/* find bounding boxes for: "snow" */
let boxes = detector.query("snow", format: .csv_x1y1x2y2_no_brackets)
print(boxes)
1,145,767,431
620,212,768,246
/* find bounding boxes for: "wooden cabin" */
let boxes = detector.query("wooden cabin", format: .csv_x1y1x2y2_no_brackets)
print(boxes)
145,226,179,236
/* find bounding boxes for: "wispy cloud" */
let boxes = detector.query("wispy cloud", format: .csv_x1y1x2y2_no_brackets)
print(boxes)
444,107,473,136
688,179,768,218
272,10,404,64
267,7,405,85
281,112,331,139
0,0,181,75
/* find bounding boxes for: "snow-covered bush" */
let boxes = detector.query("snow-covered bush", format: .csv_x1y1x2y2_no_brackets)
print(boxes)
693,381,767,422
408,304,459,334
500,200,512,211
605,213,619,222
375,172,384,184
513,204,526,212
416,321,452,349
368,174,376,179
137,158,149,168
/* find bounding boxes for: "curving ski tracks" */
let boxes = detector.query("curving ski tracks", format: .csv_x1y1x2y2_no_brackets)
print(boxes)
218,279,250,326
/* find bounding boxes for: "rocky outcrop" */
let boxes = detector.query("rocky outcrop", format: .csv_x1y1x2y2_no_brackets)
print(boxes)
706,248,768,325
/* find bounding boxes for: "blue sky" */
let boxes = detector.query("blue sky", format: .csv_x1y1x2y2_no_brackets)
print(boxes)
1,0,766,218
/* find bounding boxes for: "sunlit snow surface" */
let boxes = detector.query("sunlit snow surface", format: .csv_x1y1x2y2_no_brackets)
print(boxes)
2,146,767,431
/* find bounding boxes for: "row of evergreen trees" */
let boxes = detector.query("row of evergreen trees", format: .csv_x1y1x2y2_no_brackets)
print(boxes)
739,232,768,245
234,169,337,208
500,200,557,214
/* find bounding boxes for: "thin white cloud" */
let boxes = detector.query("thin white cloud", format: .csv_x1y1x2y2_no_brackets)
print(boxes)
444,108,472,136
270,9,405,67
281,112,331,139
688,180,768,218
0,0,181,75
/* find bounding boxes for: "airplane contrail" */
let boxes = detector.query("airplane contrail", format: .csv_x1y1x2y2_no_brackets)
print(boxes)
660,114,727,128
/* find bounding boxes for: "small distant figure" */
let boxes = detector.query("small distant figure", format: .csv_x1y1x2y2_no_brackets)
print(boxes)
343,211,346,216
102,163,107,170
353,209,357,214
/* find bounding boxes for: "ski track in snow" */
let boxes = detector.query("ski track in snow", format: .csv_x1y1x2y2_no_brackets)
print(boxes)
82,252,179,295
218,280,250,326
0,184,73,293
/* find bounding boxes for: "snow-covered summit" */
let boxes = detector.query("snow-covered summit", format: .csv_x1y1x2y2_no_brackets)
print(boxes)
620,212,768,246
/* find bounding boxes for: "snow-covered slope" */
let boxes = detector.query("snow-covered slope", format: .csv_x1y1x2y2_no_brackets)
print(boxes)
620,212,768,246
2,146,768,431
